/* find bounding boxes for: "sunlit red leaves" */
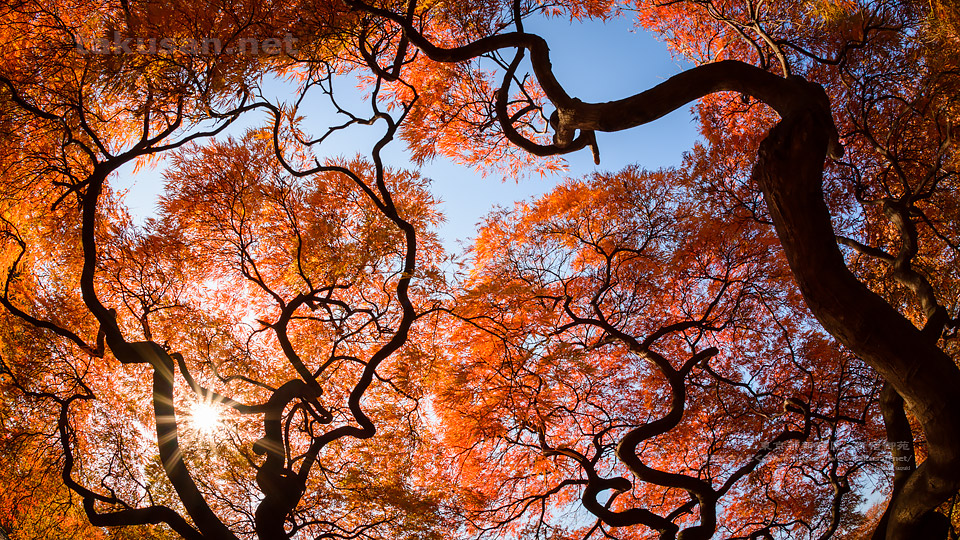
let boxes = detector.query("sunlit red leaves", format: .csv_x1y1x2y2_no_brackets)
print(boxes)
376,54,564,177
0,422,109,540
1,0,307,167
160,130,440,313
426,164,887,537
629,1,959,348
341,0,620,177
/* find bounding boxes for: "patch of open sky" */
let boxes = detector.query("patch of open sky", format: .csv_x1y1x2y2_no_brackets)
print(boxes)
114,14,700,254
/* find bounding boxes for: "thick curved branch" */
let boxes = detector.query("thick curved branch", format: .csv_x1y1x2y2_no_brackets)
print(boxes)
880,200,949,339
536,429,677,534
343,2,841,157
253,379,310,538
146,342,239,540
878,383,916,496
615,349,720,540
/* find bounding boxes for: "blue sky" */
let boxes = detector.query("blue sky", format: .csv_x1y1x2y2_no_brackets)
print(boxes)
419,14,701,251
116,14,700,252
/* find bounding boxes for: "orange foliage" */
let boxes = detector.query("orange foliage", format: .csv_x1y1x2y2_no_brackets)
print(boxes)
1,0,959,539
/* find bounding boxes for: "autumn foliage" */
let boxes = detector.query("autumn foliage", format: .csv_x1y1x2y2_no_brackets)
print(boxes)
1,1,959,539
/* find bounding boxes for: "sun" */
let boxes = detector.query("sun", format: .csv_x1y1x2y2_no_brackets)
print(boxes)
189,401,222,435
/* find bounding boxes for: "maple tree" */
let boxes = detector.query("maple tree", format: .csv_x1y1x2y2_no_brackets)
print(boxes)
339,0,960,538
1,0,959,540
0,1,449,538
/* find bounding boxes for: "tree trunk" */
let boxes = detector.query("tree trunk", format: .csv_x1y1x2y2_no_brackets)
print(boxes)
752,101,960,540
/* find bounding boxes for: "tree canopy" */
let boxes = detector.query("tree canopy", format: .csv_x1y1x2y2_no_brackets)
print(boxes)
1,1,959,539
